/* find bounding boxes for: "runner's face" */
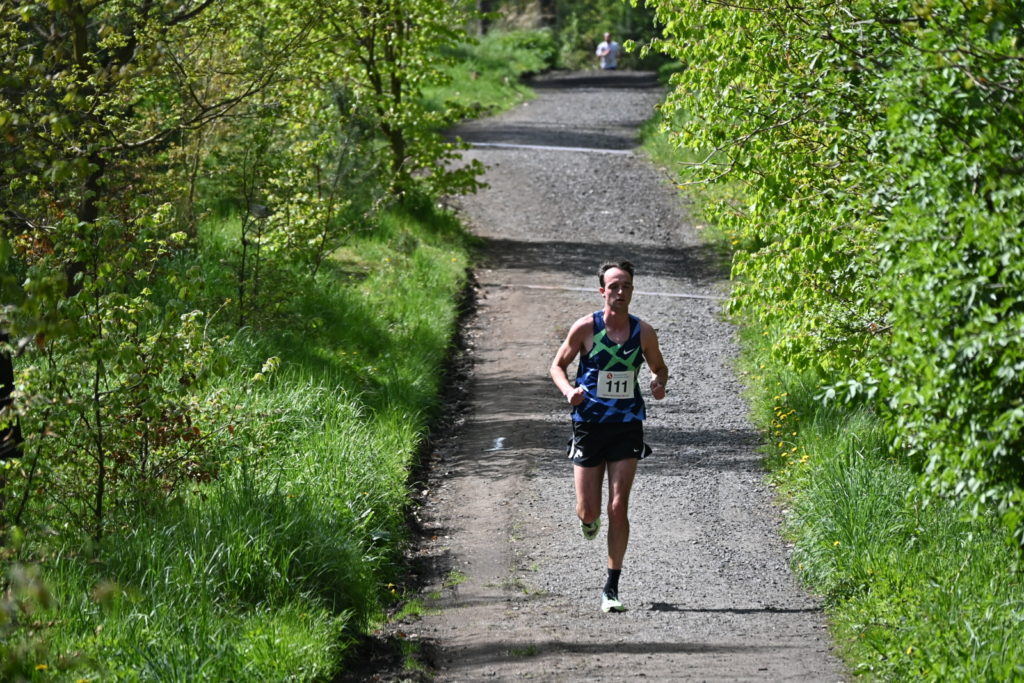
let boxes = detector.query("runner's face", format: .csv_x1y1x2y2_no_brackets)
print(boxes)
600,268,633,310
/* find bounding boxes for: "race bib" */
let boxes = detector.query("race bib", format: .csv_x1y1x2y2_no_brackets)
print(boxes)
596,371,635,399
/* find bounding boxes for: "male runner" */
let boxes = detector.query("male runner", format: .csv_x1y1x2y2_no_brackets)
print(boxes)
595,32,622,70
549,261,668,612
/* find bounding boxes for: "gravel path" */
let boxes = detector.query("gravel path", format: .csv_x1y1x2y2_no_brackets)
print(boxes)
381,70,848,681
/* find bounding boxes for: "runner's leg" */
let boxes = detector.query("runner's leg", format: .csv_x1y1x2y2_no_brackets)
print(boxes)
606,457,638,569
574,463,605,525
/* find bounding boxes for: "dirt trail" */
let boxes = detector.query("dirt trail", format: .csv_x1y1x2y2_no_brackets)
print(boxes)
390,71,847,681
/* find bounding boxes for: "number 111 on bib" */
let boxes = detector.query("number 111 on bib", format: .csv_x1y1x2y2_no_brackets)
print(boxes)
597,371,634,399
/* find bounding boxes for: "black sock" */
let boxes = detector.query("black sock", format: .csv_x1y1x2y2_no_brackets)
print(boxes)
603,569,621,596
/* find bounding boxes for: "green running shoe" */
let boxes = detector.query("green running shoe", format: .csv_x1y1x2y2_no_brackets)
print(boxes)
580,518,600,540
601,591,625,613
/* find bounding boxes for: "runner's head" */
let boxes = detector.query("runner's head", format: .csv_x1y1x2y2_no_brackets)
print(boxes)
599,262,634,311
598,261,634,287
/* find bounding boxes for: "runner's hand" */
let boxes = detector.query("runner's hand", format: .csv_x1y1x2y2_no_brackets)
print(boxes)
651,379,666,400
567,386,585,406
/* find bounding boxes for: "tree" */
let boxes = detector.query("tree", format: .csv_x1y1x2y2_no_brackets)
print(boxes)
322,0,484,198
646,1,897,373
0,0,282,540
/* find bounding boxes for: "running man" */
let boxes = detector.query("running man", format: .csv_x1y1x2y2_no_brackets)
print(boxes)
595,32,622,70
550,260,668,612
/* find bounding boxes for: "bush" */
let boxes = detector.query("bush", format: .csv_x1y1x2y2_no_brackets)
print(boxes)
645,0,1024,545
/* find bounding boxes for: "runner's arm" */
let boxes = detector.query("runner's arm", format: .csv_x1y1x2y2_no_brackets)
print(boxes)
640,321,668,400
550,316,590,406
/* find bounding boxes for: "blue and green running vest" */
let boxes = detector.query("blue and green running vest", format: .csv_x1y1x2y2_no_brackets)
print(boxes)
572,311,646,423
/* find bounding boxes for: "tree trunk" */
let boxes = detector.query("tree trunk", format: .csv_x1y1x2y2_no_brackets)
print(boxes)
0,333,22,463
478,0,493,35
0,332,23,519
538,0,555,26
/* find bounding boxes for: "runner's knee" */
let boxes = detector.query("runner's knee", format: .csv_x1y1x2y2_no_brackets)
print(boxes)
607,497,629,523
578,500,601,523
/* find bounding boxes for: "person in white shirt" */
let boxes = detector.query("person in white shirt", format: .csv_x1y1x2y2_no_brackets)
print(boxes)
595,32,622,70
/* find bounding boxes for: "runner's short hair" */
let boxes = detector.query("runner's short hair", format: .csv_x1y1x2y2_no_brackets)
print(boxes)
598,261,635,286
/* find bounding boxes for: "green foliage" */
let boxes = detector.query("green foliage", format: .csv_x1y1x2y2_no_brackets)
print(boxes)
320,0,485,197
2,201,471,678
0,0,288,547
872,3,1024,544
8,213,225,542
646,0,1024,674
0,0,497,676
1,0,486,537
648,2,894,374
1,555,55,681
486,29,559,73
647,0,1024,545
425,29,557,116
542,0,660,69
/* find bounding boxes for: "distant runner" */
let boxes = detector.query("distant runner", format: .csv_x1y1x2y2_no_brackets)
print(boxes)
549,260,668,612
595,32,622,70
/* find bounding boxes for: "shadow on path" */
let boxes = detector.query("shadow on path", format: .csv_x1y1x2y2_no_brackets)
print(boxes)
649,603,823,615
455,123,642,150
449,70,662,150
525,70,662,90
478,237,728,292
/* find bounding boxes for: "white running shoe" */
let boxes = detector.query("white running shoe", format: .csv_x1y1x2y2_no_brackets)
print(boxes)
601,591,625,613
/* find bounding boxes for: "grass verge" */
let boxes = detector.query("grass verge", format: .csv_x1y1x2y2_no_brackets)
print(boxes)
5,203,473,681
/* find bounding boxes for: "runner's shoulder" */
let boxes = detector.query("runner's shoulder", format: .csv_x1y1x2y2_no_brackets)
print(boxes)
637,318,661,341
569,313,596,334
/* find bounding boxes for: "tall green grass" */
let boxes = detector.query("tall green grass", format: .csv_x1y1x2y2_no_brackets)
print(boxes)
643,118,1024,680
742,327,1024,680
11,204,472,681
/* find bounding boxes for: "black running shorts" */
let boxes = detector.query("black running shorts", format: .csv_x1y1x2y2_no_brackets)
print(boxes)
566,421,652,467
